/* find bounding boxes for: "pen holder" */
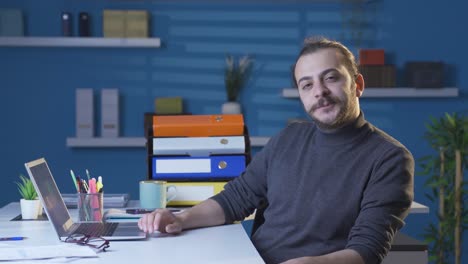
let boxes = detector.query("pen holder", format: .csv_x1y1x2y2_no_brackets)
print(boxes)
77,192,103,222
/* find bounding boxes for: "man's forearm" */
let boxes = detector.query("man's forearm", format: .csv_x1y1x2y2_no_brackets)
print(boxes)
281,249,364,264
177,198,226,230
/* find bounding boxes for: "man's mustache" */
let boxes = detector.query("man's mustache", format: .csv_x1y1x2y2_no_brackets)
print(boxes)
311,96,338,111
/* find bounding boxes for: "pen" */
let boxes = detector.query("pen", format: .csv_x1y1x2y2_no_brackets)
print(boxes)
77,176,87,193
70,170,79,192
86,169,91,182
81,179,89,193
0,236,26,241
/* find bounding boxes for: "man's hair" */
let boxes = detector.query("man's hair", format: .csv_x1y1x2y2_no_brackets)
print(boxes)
291,36,359,88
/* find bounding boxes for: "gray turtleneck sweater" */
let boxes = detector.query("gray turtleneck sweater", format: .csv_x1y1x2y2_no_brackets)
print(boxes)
211,113,414,264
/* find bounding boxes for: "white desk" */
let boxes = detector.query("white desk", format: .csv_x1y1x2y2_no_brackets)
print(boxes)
0,202,265,264
0,201,429,264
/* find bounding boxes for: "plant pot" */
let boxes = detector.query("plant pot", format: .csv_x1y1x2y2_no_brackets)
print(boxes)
20,199,40,220
221,101,242,114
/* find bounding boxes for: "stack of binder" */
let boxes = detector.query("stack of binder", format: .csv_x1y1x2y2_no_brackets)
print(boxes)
144,114,251,206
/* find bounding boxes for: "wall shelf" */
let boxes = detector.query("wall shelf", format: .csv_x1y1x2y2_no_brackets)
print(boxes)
410,201,429,214
66,136,270,148
282,87,459,98
0,37,161,48
66,137,146,147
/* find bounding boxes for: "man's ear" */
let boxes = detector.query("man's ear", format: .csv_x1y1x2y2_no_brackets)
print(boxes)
355,74,365,97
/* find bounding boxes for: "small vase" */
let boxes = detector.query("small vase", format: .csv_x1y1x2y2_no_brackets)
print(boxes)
20,199,40,220
221,101,242,114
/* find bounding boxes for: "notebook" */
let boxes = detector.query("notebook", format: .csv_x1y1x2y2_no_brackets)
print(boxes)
24,158,147,241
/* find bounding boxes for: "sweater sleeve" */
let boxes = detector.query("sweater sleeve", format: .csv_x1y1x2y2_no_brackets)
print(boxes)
211,148,269,223
346,145,414,264
211,131,282,223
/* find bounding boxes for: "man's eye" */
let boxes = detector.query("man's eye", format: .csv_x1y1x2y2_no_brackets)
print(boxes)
325,75,338,81
301,83,312,90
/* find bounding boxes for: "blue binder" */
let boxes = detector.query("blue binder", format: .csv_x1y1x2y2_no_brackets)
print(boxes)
151,155,246,180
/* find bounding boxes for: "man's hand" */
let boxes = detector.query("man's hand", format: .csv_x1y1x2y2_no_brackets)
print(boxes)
137,209,182,234
137,199,226,235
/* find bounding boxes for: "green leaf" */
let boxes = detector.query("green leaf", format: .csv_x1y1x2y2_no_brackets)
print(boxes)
224,54,253,102
15,174,37,200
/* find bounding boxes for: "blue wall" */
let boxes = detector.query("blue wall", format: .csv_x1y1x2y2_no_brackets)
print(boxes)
1,0,467,260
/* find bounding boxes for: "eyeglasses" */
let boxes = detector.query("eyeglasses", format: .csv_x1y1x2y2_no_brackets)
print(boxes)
63,233,110,252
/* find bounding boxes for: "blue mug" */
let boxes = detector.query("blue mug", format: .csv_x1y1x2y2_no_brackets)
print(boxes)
139,181,177,209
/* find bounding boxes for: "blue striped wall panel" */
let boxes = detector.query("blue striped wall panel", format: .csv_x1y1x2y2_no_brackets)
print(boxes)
1,1,468,256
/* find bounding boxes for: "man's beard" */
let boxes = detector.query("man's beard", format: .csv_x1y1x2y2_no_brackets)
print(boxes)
307,91,356,131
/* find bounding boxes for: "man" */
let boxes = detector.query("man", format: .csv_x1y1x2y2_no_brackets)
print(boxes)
138,37,414,264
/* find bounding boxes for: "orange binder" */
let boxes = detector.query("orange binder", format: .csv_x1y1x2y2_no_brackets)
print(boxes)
152,114,244,137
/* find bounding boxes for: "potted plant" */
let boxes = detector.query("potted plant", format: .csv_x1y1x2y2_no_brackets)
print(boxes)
420,112,468,264
15,174,40,220
222,54,253,114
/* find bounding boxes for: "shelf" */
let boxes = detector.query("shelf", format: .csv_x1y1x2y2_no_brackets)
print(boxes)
0,37,161,48
282,87,459,98
66,137,146,147
410,201,429,214
66,136,270,148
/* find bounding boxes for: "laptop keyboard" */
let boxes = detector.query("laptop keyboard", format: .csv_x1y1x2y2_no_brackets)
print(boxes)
75,222,118,237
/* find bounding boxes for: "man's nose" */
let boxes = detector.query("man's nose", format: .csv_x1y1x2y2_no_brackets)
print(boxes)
313,82,330,98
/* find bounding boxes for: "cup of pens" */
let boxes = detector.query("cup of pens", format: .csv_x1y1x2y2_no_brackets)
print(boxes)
71,169,104,222
78,192,103,222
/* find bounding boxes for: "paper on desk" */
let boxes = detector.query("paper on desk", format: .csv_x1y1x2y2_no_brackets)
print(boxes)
0,244,97,261
104,208,183,220
6,257,99,264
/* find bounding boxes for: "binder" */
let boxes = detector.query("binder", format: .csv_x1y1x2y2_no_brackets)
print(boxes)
76,89,94,137
152,114,244,137
101,89,119,137
152,136,245,157
151,155,246,180
166,182,227,206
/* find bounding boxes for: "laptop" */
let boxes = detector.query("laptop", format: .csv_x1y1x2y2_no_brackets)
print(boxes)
25,158,147,241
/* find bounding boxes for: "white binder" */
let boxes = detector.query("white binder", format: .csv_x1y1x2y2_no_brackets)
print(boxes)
101,88,119,137
76,88,94,138
152,136,245,156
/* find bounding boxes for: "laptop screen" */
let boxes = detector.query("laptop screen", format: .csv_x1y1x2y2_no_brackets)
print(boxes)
26,158,74,237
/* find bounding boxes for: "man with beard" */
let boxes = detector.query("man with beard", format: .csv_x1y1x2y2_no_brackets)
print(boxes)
138,37,414,264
